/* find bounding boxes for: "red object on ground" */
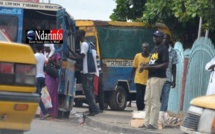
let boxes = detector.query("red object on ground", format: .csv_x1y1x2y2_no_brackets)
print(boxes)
94,75,99,96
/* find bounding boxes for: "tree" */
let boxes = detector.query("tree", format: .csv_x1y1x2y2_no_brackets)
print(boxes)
110,0,215,48
110,0,146,21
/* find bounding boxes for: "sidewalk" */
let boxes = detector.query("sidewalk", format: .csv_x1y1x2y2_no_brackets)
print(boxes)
72,106,183,134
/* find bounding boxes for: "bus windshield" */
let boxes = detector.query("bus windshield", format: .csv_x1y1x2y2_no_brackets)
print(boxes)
0,15,18,42
0,31,10,42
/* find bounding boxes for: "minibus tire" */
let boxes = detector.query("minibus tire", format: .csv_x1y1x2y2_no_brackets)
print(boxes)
75,100,84,107
0,130,23,134
104,103,108,109
108,86,127,111
57,110,64,119
63,111,70,119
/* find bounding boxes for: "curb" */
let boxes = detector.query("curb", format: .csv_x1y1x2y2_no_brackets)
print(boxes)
86,116,159,134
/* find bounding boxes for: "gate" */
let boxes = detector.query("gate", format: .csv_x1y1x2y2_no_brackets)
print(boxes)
168,42,184,112
183,37,215,111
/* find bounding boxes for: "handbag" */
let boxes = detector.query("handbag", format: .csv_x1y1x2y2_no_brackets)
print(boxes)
41,86,53,109
45,61,59,79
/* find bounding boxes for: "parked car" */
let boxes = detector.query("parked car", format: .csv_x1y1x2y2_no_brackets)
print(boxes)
181,95,215,134
0,30,39,134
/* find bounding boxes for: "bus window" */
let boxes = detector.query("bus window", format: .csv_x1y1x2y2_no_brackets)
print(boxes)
0,15,18,42
22,9,56,49
67,32,75,50
0,31,9,41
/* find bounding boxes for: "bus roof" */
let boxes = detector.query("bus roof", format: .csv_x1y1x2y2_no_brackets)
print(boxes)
76,20,172,40
76,20,145,27
76,20,169,29
0,1,62,11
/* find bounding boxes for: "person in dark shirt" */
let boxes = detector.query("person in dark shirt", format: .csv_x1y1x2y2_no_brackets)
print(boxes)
139,31,169,130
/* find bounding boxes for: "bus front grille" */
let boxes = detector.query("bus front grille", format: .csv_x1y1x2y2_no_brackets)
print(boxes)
181,112,200,131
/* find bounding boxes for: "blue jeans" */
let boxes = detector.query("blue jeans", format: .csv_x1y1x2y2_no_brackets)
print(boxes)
160,81,171,111
81,74,99,113
36,77,47,115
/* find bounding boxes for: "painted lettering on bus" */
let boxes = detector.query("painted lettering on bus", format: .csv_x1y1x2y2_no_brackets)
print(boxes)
104,60,133,67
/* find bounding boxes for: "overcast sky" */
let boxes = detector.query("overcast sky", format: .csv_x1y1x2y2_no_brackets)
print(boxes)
41,0,116,21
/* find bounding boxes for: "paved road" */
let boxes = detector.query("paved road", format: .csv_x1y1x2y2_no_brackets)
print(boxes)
29,103,183,134
26,118,115,134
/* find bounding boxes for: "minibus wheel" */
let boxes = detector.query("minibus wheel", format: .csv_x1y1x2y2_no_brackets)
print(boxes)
63,111,70,118
104,103,108,109
108,86,127,111
75,100,84,107
0,130,23,134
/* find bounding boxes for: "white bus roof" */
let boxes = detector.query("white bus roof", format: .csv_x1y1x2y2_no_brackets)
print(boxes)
0,1,62,11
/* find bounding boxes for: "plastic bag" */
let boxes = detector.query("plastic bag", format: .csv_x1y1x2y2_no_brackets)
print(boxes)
41,87,52,109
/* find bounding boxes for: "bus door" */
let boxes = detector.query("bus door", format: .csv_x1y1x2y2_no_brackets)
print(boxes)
56,8,76,114
0,7,23,42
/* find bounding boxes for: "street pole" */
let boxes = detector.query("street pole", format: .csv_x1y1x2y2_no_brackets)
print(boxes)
48,0,50,3
197,17,202,39
205,30,209,38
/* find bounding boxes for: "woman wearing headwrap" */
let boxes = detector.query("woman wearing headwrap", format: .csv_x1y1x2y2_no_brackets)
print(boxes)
44,44,55,59
43,44,61,118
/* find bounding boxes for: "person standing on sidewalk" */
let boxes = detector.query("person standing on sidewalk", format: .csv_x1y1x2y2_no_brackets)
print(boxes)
34,44,50,120
90,42,105,112
140,31,169,130
67,30,100,116
205,56,215,95
160,34,178,121
129,43,150,111
44,44,61,119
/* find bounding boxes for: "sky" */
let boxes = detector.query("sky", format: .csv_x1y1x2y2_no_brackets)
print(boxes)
41,0,116,21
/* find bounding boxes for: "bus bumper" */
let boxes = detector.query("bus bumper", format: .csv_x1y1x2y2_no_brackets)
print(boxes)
0,91,39,131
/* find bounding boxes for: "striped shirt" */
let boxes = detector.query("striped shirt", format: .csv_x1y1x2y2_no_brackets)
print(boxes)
96,54,102,73
166,46,178,82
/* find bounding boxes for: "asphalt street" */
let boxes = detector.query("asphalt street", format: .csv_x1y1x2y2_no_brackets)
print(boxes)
27,103,183,134
25,118,115,134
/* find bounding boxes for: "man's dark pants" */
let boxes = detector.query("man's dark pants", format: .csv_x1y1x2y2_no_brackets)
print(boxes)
97,72,105,110
81,73,99,113
136,84,146,111
36,77,47,115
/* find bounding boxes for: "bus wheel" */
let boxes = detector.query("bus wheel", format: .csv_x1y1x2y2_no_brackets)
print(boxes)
0,130,23,134
57,110,64,119
58,110,70,119
75,100,83,107
109,86,127,111
104,103,108,109
63,111,71,119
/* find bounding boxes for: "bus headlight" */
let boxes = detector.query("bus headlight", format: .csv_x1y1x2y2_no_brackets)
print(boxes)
15,64,36,86
0,62,14,84
0,62,36,86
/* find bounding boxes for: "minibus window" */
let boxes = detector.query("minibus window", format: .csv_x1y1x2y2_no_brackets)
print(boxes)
0,15,18,42
0,31,8,41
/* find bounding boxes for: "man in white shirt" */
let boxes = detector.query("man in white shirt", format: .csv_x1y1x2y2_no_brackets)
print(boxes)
67,30,100,116
205,57,215,95
34,44,50,119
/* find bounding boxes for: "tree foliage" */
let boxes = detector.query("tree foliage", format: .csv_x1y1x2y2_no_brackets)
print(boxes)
110,0,215,48
110,0,146,21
